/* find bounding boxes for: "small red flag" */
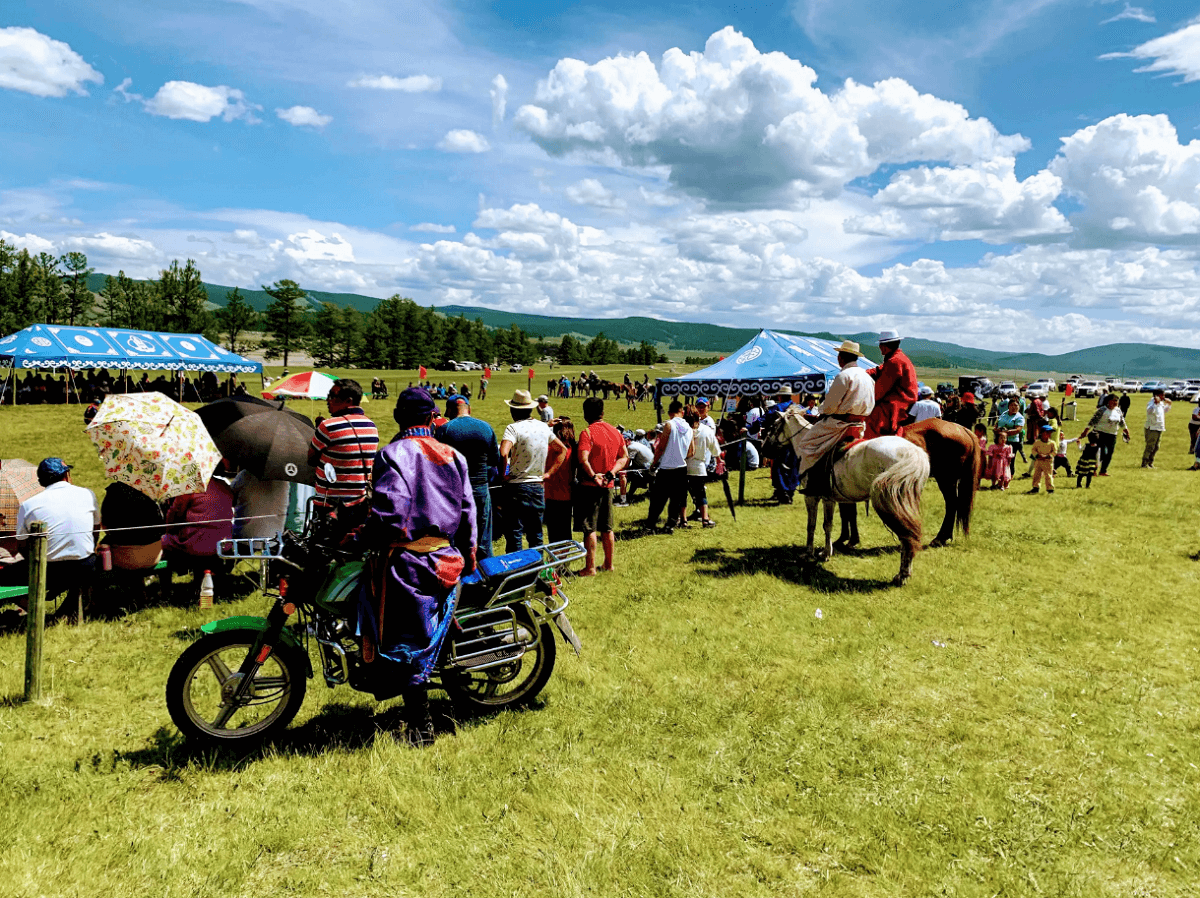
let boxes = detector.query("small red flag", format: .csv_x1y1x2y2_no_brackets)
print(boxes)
483,367,492,379
528,368,535,380
419,365,427,379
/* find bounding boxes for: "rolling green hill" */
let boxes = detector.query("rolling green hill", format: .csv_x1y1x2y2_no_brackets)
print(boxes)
85,273,1199,377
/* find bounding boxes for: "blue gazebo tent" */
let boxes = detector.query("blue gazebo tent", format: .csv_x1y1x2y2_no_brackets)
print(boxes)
0,324,262,403
655,329,877,400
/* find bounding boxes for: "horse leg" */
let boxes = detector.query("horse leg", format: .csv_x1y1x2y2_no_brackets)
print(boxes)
833,503,859,549
822,499,835,561
929,472,956,547
804,495,819,559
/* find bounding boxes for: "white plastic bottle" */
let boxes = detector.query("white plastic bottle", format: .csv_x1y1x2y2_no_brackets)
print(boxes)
199,570,214,609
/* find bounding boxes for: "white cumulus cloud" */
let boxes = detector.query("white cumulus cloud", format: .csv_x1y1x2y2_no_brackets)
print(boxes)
276,105,332,128
515,27,1027,205
491,74,508,127
565,178,625,209
144,81,257,122
1102,20,1200,80
347,74,441,92
0,26,103,98
0,229,55,253
61,232,160,260
438,129,491,153
1050,113,1200,244
271,229,356,263
846,158,1070,243
411,222,457,233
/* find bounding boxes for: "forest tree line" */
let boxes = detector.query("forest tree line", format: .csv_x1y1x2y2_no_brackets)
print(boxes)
0,240,665,369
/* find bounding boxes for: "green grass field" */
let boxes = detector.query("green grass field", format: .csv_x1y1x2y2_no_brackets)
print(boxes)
1,366,1198,897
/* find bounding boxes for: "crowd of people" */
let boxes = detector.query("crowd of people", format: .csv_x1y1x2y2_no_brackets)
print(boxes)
4,368,248,406
4,345,1196,744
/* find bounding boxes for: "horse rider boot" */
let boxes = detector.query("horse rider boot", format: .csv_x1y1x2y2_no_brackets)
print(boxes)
401,685,435,748
864,329,918,439
796,341,875,492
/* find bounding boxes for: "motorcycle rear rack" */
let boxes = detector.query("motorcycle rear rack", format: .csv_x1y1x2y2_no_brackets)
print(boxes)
477,539,585,610
447,605,538,670
217,533,286,559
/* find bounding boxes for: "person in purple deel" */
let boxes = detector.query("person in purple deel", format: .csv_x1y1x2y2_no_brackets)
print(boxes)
357,387,477,747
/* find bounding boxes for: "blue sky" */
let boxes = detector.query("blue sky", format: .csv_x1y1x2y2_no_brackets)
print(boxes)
4,0,1200,351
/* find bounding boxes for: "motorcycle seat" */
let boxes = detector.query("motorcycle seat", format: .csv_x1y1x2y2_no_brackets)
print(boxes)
458,547,544,602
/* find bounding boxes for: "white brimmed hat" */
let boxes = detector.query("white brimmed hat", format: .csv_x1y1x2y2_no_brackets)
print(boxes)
878,329,901,343
505,389,537,409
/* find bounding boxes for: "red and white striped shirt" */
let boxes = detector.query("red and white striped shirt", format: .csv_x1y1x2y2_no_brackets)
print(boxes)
310,408,379,508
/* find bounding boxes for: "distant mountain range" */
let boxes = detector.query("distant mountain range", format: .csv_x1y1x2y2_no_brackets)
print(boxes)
86,273,1199,378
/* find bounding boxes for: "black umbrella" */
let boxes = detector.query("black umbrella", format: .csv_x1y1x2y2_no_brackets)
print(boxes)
196,396,317,485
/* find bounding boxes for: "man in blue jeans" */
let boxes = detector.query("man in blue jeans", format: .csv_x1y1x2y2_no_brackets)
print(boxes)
436,397,500,558
499,389,567,553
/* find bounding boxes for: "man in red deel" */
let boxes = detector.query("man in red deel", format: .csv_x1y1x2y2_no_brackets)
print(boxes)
864,329,919,439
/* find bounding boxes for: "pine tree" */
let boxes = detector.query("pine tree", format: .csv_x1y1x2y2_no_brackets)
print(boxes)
213,287,257,355
35,252,65,323
308,302,341,367
261,279,311,366
59,251,94,325
159,259,211,335
336,306,363,367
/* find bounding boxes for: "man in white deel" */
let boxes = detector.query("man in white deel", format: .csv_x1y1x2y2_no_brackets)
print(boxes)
15,457,100,602
795,340,876,484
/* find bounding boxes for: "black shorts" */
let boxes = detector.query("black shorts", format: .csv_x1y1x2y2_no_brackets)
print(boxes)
573,487,614,534
687,476,708,507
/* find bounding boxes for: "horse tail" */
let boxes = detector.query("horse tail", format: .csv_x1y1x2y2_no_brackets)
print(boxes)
869,444,930,546
957,433,984,536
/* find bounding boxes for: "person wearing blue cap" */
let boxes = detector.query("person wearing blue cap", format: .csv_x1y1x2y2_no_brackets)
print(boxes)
9,458,100,601
1028,424,1057,493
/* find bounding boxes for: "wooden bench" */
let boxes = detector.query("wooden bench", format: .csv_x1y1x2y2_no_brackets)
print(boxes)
0,560,173,623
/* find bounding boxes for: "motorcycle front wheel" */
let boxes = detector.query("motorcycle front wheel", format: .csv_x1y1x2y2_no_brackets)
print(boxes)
441,610,557,710
166,629,308,745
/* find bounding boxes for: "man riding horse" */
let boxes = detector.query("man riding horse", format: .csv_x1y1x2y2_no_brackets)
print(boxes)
864,329,919,439
795,340,875,492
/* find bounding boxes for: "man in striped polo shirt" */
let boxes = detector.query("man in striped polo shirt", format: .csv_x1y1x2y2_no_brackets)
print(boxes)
307,378,379,528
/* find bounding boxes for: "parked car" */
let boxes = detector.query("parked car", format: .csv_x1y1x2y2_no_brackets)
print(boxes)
1166,381,1189,399
1122,380,1143,392
1034,378,1057,391
1025,383,1050,399
935,382,955,399
1075,380,1104,398
958,375,995,398
508,364,523,372
997,381,1018,398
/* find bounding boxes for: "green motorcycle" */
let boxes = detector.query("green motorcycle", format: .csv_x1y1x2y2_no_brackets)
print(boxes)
166,514,585,746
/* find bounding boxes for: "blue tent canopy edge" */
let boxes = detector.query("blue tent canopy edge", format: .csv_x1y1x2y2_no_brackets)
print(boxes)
656,330,877,398
0,324,262,374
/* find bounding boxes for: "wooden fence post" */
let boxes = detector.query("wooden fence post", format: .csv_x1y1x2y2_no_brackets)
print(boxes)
24,521,48,702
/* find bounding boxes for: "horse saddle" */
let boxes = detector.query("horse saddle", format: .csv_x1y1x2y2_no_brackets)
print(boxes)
801,437,860,498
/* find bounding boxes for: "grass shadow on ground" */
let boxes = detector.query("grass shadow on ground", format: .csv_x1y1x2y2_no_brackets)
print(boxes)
690,545,896,592
115,696,544,775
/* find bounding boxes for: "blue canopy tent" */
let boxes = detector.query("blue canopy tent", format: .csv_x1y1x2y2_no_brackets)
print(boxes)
0,324,262,404
656,329,877,401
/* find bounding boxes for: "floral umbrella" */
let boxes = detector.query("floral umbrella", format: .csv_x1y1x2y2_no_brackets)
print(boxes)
86,394,222,501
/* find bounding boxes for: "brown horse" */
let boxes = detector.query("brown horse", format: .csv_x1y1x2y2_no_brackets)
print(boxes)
833,417,982,550
903,418,983,547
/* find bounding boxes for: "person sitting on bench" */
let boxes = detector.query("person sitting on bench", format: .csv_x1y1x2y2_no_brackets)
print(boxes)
100,482,166,570
12,458,100,603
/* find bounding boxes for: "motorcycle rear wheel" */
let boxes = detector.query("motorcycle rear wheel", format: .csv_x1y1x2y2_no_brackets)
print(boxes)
167,629,307,745
441,611,556,710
